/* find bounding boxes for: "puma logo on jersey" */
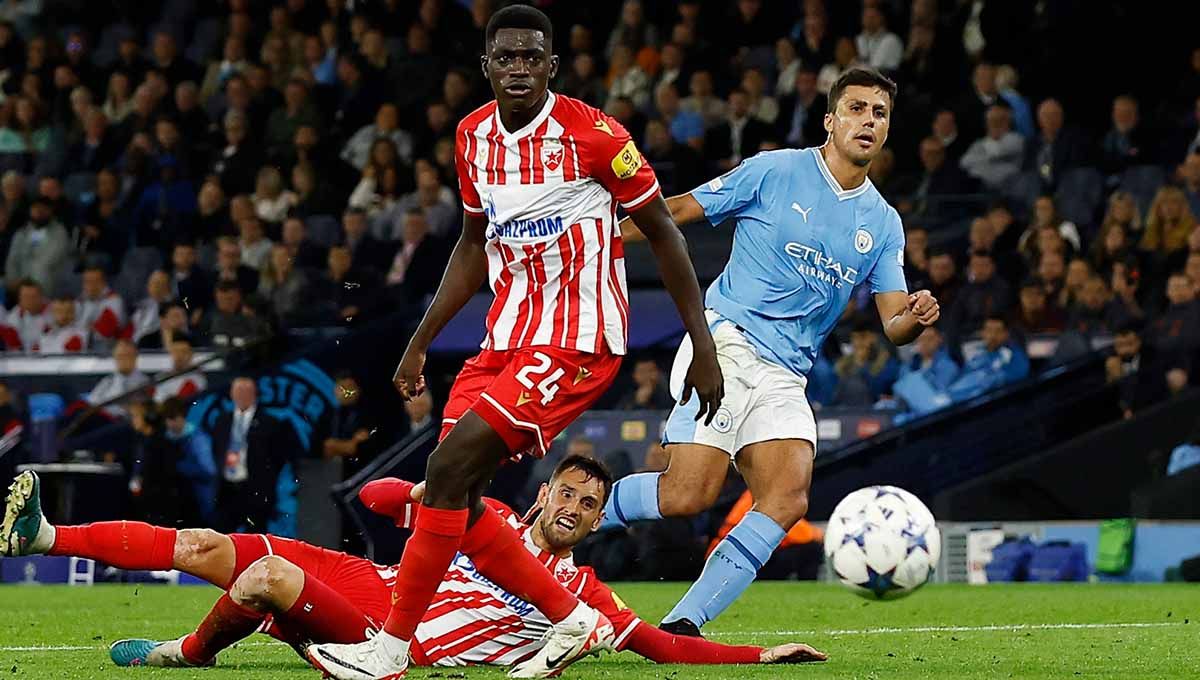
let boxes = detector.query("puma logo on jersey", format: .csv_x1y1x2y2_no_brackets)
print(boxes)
516,391,533,407
593,119,614,136
791,203,812,223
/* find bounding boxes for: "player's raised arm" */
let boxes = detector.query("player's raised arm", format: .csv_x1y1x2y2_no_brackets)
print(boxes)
393,212,489,399
627,194,724,422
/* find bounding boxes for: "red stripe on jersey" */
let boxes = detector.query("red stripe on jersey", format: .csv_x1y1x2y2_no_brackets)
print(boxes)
562,223,586,348
423,616,524,660
464,127,479,182
427,619,526,664
606,257,629,340
517,243,549,346
532,119,550,184
492,123,508,185
426,591,508,621
483,126,499,185
517,135,532,185
484,244,517,350
592,219,606,354
550,224,577,344
509,248,538,348
562,135,577,181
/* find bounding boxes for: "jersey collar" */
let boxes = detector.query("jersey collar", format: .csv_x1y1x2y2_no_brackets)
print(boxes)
495,91,557,143
811,146,873,201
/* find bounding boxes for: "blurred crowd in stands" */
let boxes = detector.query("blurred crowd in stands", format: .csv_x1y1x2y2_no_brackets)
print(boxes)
0,0,1197,563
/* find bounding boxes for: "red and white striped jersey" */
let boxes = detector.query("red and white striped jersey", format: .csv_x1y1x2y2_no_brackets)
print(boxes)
77,289,127,344
413,504,642,667
37,323,88,354
154,371,208,403
2,305,51,350
456,92,661,356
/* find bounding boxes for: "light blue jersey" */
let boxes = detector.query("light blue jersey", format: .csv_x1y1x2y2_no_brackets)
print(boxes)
691,147,908,378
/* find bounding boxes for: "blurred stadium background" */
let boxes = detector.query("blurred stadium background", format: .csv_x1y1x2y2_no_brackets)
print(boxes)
1,0,1199,599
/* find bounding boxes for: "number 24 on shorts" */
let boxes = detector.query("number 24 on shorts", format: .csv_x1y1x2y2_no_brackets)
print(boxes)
514,351,565,405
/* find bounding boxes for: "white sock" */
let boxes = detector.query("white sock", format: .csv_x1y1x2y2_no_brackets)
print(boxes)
29,519,55,554
556,602,594,632
374,630,410,664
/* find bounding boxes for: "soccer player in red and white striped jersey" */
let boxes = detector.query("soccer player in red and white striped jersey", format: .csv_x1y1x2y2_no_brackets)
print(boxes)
309,6,723,680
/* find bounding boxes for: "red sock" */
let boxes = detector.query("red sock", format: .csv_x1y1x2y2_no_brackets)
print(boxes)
48,522,176,570
382,506,468,640
459,505,578,623
179,594,264,664
274,574,376,644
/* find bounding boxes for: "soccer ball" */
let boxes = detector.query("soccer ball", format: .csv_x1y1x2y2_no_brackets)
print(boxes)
823,485,941,600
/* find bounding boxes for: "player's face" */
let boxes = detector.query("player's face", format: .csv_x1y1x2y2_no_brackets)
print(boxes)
483,28,558,114
536,468,606,551
824,85,891,167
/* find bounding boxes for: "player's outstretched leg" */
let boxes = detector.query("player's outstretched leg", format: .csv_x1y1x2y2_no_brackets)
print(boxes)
661,440,812,633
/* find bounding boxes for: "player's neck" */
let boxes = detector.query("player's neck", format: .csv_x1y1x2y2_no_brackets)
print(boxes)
498,91,550,133
820,144,869,192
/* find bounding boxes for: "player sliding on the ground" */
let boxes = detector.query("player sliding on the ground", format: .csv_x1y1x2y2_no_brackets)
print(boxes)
1,462,825,670
608,66,941,637
307,5,722,679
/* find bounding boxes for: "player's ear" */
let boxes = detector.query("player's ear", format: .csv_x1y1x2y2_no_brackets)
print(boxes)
590,511,604,533
479,54,489,79
824,112,833,134
536,483,550,508
548,54,559,80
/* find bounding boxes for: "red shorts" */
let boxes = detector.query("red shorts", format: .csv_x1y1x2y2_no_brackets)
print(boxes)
440,345,622,458
228,534,394,643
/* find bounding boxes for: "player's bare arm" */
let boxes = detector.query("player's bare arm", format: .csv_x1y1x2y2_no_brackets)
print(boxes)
393,213,490,399
875,289,939,346
628,194,724,423
618,193,705,243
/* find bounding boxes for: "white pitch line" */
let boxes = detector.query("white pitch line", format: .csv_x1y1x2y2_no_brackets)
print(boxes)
709,622,1187,637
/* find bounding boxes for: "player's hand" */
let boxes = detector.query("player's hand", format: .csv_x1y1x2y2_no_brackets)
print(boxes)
411,481,425,503
393,345,427,400
907,289,940,326
682,338,724,425
759,642,828,663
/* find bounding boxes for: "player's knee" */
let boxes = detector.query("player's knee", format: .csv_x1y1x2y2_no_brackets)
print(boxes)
231,556,299,611
759,486,810,527
173,529,226,572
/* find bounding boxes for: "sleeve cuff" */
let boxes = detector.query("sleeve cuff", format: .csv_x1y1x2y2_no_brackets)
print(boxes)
619,180,661,212
462,203,485,215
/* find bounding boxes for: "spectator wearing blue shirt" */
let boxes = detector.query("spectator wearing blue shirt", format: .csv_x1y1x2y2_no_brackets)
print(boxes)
654,82,705,151
160,397,217,526
900,326,961,390
946,315,1031,403
834,322,901,406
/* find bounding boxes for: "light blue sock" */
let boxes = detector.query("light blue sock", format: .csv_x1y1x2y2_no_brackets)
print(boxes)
663,511,786,628
599,472,662,530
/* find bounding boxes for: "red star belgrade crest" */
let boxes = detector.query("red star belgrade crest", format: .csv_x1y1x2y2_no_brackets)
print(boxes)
542,140,564,171
554,561,578,583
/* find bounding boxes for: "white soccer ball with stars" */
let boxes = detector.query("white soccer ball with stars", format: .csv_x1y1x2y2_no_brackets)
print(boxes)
823,485,941,600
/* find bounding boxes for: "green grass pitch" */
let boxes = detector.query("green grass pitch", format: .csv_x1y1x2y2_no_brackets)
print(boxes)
0,582,1197,679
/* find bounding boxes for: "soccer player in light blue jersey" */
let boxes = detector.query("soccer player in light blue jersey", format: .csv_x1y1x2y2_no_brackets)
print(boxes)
609,67,941,636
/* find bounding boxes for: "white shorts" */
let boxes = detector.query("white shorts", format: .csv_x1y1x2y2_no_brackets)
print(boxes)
663,311,817,459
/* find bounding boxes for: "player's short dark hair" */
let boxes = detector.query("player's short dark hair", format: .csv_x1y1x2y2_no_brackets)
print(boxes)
551,454,614,505
486,4,553,49
827,66,898,114
160,397,188,420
